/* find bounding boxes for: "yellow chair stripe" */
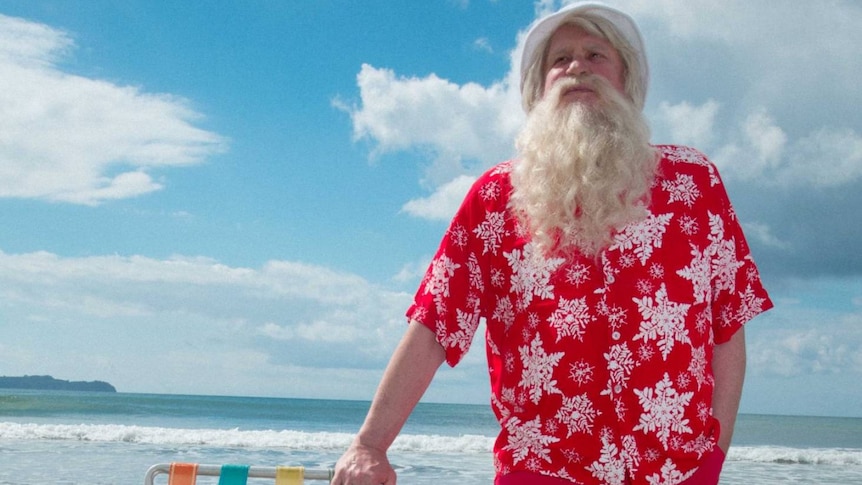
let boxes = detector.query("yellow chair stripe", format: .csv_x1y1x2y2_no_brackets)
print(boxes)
275,466,304,485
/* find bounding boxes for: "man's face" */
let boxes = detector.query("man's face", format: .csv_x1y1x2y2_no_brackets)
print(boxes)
542,23,626,106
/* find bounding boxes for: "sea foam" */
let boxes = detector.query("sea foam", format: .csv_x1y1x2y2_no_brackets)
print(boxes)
3,422,861,466
0,422,493,454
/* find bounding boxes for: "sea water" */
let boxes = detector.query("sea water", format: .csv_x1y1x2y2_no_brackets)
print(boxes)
1,390,861,484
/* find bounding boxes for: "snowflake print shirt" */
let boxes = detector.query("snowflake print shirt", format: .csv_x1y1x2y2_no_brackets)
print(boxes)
407,146,773,485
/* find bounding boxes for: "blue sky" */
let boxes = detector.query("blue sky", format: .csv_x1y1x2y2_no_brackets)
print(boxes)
1,0,861,418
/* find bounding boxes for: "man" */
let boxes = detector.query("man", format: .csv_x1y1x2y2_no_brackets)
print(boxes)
333,2,772,484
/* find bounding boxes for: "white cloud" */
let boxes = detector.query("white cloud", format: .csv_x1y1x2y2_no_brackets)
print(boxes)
741,222,791,251
625,0,862,190
746,277,862,380
742,109,787,170
339,63,521,219
401,174,477,221
258,320,362,343
0,14,227,205
713,110,862,188
392,255,434,285
347,63,520,167
0,249,413,395
343,1,862,221
655,99,720,149
749,324,862,377
785,128,862,188
473,37,493,54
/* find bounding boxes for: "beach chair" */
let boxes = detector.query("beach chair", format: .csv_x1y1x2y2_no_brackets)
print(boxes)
143,462,334,485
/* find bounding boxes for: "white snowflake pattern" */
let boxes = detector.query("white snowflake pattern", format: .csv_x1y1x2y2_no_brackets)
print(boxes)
467,253,484,293
599,252,617,288
545,417,560,436
682,432,716,458
695,308,712,336
676,372,691,390
569,360,595,386
707,212,744,295
505,353,515,373
491,392,512,423
474,211,508,255
467,292,481,313
614,399,631,423
565,263,591,286
505,243,565,309
586,435,627,485
677,244,711,304
621,434,641,475
661,145,719,187
548,296,593,342
602,343,635,398
637,343,655,363
618,252,637,268
649,263,665,280
555,393,600,437
527,312,541,329
597,298,627,331
562,448,584,464
424,254,460,298
636,279,654,295
518,334,564,404
442,308,480,352
502,416,560,465
687,346,709,390
697,402,711,424
448,223,469,249
643,448,661,463
733,283,769,328
492,296,515,332
645,458,695,485
555,467,576,482
632,284,692,361
661,173,701,208
409,306,428,324
491,160,512,176
479,180,501,201
677,215,699,236
633,373,694,450
611,213,674,266
487,336,500,357
490,268,506,288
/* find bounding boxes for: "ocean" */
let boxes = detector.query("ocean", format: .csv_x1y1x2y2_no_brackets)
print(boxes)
1,390,860,484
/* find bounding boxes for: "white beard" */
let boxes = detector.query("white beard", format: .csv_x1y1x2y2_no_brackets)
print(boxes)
510,75,658,259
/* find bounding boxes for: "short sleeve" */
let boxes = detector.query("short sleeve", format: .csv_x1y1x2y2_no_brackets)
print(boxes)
705,167,773,344
406,166,507,366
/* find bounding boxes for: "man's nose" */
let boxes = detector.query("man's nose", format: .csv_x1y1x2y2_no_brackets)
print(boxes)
565,57,589,76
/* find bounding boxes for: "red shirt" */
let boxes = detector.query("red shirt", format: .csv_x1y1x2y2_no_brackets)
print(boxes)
408,145,772,484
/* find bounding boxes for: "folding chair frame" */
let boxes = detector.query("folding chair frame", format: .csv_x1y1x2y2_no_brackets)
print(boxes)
144,463,334,485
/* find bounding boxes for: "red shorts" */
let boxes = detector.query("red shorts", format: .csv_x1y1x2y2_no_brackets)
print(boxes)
495,445,726,485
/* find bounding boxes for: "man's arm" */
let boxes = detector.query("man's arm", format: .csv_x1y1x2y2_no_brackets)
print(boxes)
712,327,746,453
332,321,446,485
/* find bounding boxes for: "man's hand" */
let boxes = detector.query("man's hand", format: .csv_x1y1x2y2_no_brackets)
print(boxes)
332,443,397,485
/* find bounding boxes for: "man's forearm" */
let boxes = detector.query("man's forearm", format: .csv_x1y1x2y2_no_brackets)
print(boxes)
354,321,446,451
712,328,746,453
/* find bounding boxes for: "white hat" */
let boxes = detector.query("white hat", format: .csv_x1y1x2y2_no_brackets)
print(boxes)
519,1,648,109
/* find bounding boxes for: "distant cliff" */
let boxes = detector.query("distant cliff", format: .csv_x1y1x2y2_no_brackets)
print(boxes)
0,375,116,393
